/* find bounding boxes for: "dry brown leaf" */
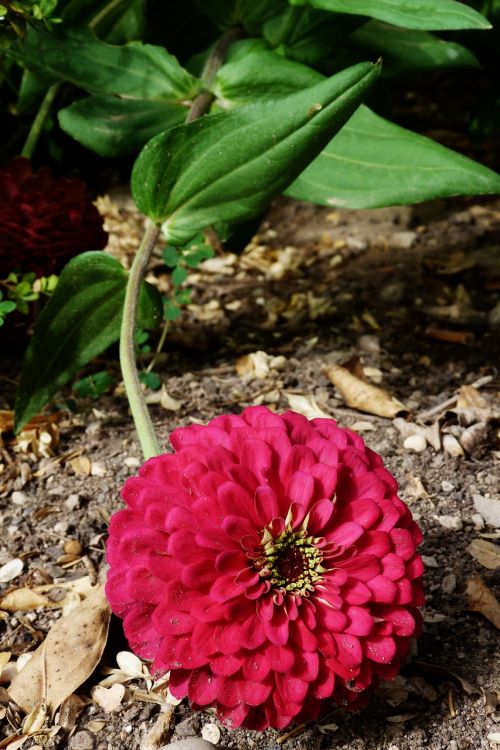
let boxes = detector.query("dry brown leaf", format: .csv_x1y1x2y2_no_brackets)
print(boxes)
69,455,91,476
325,365,407,419
141,705,175,750
8,584,111,714
57,694,88,734
0,588,56,613
467,539,500,570
457,385,490,410
465,576,500,629
283,393,332,420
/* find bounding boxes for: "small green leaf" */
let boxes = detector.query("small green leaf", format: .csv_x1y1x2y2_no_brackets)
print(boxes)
290,0,491,30
139,371,162,390
193,0,285,32
14,252,162,432
73,371,115,399
164,299,182,321
184,245,214,267
132,61,380,245
171,266,188,285
286,105,500,208
351,21,479,75
162,246,180,267
59,96,186,157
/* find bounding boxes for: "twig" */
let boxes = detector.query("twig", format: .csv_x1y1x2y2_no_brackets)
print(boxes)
416,375,493,423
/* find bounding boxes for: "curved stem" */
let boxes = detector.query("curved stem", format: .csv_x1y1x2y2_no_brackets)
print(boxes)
21,83,60,160
120,221,161,459
121,26,242,459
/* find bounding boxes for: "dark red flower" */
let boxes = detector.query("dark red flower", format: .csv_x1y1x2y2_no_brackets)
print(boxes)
0,157,107,276
106,407,424,730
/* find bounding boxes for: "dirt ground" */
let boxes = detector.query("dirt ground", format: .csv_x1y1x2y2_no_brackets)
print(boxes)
0,194,499,750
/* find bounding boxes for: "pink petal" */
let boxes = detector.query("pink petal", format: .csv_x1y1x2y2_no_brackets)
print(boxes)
311,463,338,498
308,498,335,533
210,575,244,603
256,595,274,622
338,554,380,582
390,528,416,560
276,672,309,704
286,471,315,506
268,644,295,672
333,633,363,667
169,668,191,698
242,649,271,681
367,575,397,603
222,515,255,541
329,521,364,547
264,607,290,646
290,619,318,651
344,605,374,636
355,530,391,557
217,702,249,728
364,635,396,664
188,668,219,705
292,651,319,682
239,679,273,706
217,676,241,706
406,554,425,579
210,654,243,676
382,552,406,581
253,485,280,524
312,665,335,699
342,579,371,605
215,550,246,574
279,445,317,484
316,604,348,632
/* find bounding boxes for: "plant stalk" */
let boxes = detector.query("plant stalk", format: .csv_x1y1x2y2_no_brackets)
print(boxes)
120,221,161,459
120,26,242,459
21,83,60,160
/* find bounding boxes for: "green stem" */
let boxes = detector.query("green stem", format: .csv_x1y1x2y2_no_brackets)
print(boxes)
120,26,242,460
21,82,60,160
146,317,170,374
120,222,161,460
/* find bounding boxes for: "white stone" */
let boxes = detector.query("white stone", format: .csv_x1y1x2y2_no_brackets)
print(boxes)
403,434,427,453
473,494,500,528
441,481,455,493
11,491,28,505
471,513,485,530
441,573,457,594
438,515,463,531
157,741,217,750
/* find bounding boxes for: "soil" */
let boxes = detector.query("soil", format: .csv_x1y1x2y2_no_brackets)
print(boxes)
1,194,499,750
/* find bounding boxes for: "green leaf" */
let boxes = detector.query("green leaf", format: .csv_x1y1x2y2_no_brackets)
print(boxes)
132,61,380,245
59,96,186,157
14,252,162,432
73,370,115,399
162,246,180,267
11,26,201,100
351,21,479,74
214,47,324,106
290,0,491,30
193,0,286,32
263,6,362,64
139,371,162,390
286,105,500,208
171,266,188,285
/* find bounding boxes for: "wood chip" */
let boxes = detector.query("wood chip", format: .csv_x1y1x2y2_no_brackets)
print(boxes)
466,576,500,629
467,539,500,570
324,365,407,418
8,584,111,714
69,456,92,476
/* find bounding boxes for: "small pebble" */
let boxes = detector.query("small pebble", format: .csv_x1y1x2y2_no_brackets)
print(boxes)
391,230,417,249
450,741,458,750
471,513,485,530
11,491,28,506
70,730,95,750
65,494,81,511
438,515,463,531
441,573,457,594
403,434,427,453
422,555,439,568
441,481,455,493
157,740,216,750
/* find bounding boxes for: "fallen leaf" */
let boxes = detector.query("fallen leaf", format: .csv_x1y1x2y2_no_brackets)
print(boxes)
87,719,107,732
393,418,441,451
116,651,146,679
283,393,332,420
0,588,55,612
0,560,24,584
22,702,47,735
57,694,88,734
236,351,271,379
69,455,91,476
404,474,431,503
8,584,111,714
467,539,500,570
466,576,500,629
91,684,125,713
324,365,407,418
457,385,490,410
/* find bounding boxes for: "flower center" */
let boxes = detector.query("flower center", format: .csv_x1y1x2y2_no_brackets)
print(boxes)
256,527,325,595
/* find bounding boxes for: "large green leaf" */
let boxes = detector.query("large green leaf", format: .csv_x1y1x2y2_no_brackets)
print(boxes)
290,0,491,30
351,21,479,74
286,105,500,208
213,47,323,106
11,26,200,100
59,96,186,157
132,61,380,245
14,252,162,433
193,0,286,32
263,6,362,63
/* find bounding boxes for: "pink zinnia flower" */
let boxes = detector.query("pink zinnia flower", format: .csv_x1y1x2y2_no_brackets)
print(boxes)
0,157,107,276
106,407,424,730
